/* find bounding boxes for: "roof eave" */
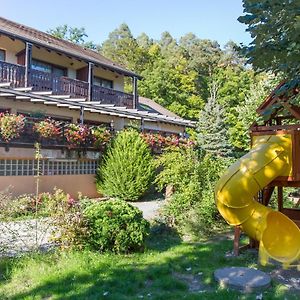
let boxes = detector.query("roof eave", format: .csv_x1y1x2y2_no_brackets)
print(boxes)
0,29,142,79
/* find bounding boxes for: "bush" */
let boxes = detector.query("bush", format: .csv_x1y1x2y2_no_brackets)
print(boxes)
96,129,154,201
83,199,149,253
156,148,231,238
155,147,201,193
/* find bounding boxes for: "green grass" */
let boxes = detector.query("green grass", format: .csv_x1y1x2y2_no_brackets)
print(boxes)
0,228,298,300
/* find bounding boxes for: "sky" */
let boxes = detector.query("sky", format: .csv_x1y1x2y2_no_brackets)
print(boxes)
1,0,251,48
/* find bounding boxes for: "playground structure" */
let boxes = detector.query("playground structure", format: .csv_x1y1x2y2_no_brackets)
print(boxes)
215,80,300,267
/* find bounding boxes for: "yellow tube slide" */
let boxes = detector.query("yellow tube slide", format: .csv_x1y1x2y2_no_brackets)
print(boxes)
215,134,300,266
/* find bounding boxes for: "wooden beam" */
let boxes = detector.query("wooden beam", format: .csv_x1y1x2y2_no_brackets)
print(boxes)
233,226,241,256
88,62,94,101
262,186,275,206
282,102,300,120
80,106,84,124
278,186,283,211
25,42,32,87
133,76,138,109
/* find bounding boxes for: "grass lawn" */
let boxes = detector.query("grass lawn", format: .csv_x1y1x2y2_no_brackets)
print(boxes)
0,227,298,300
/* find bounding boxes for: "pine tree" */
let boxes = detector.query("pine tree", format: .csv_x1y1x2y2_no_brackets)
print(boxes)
96,129,154,201
197,82,232,157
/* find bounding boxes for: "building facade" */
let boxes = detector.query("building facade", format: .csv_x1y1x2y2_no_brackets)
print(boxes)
0,17,194,198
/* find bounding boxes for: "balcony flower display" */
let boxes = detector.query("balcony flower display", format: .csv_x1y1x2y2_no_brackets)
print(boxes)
0,113,25,142
34,118,60,138
91,126,112,149
65,123,90,147
141,132,195,152
141,133,165,149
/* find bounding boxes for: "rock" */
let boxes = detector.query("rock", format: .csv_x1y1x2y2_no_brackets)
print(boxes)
214,267,271,293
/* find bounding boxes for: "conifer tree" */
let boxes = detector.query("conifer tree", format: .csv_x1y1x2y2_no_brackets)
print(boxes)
197,83,232,157
96,129,154,201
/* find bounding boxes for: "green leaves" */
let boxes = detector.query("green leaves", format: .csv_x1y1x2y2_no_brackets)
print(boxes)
239,0,300,80
83,199,149,253
96,129,154,201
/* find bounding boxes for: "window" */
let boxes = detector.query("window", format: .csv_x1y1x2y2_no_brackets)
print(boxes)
0,108,11,114
0,49,5,61
94,76,113,89
0,159,98,176
31,59,67,77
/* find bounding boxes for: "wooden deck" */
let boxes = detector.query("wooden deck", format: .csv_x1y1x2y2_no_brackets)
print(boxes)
0,61,133,108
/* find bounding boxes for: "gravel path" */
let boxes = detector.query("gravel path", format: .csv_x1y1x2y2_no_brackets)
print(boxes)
0,200,165,257
0,218,54,257
130,199,166,220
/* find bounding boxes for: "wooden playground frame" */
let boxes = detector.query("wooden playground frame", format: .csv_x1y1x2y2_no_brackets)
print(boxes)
234,80,300,255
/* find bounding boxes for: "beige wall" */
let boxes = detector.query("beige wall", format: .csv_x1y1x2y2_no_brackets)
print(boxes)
143,120,185,134
0,35,24,64
0,174,100,199
0,147,101,160
93,68,124,91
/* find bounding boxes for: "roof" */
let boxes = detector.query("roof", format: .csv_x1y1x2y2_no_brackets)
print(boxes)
256,79,300,122
138,96,180,118
0,17,140,78
0,83,196,128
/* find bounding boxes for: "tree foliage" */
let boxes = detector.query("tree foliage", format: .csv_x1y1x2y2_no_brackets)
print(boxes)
197,86,232,157
49,22,275,153
47,25,99,50
238,0,300,80
96,129,154,201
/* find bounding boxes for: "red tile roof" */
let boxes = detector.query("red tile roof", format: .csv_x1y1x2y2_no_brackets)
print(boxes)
0,17,140,78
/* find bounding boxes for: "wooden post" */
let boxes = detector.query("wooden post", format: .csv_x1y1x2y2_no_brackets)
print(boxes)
278,186,283,211
88,62,94,101
140,117,144,132
79,106,84,125
233,226,241,256
133,76,138,109
25,42,32,87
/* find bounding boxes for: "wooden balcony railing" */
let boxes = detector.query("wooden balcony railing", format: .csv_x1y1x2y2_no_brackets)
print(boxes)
92,85,134,108
0,61,25,87
0,61,134,108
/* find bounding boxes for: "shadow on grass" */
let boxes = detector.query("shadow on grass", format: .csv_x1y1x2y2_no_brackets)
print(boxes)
0,257,14,283
0,231,298,300
146,222,182,252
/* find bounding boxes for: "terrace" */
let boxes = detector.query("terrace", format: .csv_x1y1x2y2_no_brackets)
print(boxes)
0,60,134,108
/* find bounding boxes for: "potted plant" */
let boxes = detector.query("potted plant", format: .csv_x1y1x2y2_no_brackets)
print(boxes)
0,113,25,142
64,123,89,148
34,118,60,139
91,126,112,149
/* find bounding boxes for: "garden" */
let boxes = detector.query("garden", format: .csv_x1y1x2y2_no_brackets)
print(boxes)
1,0,300,298
0,128,299,300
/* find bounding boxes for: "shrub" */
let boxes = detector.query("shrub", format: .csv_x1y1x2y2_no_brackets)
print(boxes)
0,113,25,142
83,199,149,253
96,129,154,201
155,147,201,193
156,148,231,238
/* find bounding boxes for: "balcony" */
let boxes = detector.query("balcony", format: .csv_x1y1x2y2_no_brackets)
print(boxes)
0,117,112,151
0,61,134,108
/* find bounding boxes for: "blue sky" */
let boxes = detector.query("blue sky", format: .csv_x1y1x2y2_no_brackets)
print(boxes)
2,0,251,47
